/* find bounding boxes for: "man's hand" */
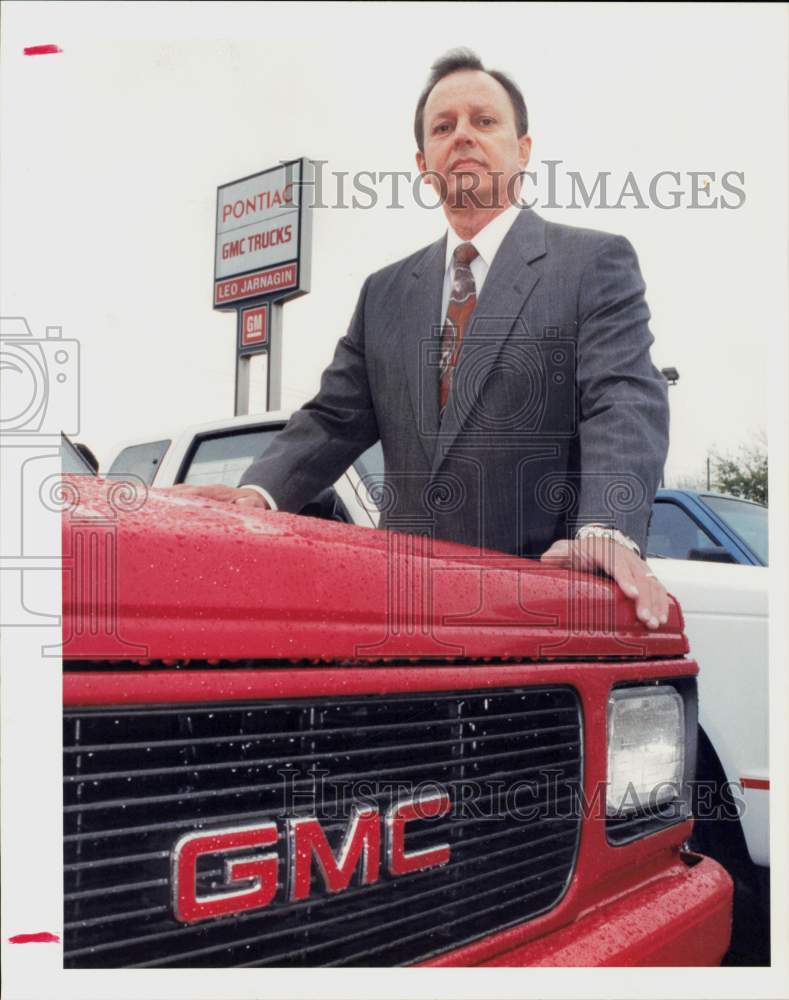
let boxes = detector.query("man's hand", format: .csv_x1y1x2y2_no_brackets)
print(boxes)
163,484,270,509
540,538,668,630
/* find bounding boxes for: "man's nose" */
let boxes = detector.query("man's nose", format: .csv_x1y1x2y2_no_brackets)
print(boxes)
452,118,476,146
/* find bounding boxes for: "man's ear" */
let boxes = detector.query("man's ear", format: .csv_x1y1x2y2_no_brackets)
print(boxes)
415,149,430,184
518,134,532,171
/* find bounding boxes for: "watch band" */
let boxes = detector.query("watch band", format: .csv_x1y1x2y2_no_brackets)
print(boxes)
576,524,641,557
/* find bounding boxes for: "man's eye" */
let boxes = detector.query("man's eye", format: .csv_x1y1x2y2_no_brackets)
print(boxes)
433,123,451,134
479,116,496,126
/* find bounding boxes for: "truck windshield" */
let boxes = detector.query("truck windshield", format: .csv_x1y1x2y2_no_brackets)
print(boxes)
181,426,285,486
701,495,768,565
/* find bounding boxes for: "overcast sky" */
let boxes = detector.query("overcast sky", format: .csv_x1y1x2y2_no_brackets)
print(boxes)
1,2,786,486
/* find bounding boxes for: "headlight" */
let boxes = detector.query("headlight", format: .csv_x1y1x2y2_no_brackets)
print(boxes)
606,686,685,817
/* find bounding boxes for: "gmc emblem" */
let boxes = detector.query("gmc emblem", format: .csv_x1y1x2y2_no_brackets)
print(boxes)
171,793,451,923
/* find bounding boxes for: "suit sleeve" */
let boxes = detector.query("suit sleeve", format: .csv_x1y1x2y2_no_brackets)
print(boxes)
239,277,380,512
575,235,669,555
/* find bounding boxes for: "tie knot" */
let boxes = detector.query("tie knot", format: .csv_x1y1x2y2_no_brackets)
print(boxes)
453,242,478,267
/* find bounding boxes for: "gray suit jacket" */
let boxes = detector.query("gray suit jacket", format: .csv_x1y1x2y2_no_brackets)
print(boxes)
240,208,669,558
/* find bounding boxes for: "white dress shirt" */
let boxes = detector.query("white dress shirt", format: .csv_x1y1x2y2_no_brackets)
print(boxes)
239,482,279,508
441,203,523,320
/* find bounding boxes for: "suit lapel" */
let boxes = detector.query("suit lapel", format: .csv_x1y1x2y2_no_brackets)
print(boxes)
401,233,446,467
431,208,548,474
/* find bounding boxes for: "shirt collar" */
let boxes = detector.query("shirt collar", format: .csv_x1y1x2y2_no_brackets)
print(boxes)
445,203,522,271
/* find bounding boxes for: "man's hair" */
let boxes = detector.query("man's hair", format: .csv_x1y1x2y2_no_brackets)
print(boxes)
413,47,529,152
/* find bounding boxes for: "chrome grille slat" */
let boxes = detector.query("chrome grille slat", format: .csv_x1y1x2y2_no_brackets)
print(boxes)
66,877,169,901
64,904,169,930
64,850,170,872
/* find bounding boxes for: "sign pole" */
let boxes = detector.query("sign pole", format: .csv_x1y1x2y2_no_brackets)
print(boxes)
234,352,251,416
266,302,284,411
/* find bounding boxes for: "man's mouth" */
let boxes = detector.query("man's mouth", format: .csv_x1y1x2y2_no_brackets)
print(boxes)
450,158,486,171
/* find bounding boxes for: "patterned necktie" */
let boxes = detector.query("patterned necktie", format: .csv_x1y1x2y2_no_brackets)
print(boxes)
439,241,479,420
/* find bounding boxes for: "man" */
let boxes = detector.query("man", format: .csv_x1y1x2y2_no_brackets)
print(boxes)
175,49,670,629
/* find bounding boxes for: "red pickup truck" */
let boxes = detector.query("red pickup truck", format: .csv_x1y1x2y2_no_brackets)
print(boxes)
61,476,732,967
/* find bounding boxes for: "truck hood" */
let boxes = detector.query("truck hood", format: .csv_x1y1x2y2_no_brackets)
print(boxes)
62,477,687,662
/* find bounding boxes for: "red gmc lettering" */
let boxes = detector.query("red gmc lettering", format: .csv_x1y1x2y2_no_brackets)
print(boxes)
386,793,451,876
171,796,450,922
221,238,246,260
288,806,380,900
172,823,278,923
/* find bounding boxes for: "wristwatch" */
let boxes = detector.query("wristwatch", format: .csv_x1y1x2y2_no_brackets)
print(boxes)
576,524,641,557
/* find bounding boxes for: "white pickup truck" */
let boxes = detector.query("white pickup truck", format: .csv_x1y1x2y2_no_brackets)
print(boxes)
105,409,770,963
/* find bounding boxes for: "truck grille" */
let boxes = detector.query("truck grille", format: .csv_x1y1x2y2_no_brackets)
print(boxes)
64,686,582,967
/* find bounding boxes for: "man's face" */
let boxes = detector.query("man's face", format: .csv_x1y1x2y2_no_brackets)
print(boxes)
416,69,532,211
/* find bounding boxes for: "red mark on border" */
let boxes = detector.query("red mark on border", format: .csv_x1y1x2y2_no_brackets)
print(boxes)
8,932,60,944
23,45,63,56
740,777,770,791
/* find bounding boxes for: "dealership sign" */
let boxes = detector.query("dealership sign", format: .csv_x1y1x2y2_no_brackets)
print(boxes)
214,159,312,309
214,159,313,412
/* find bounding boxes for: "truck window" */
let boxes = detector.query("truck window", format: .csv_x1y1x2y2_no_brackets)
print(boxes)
108,440,170,485
646,501,720,560
181,428,283,486
701,494,768,565
60,434,98,476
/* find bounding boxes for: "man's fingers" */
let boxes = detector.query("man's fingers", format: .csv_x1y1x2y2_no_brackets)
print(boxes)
628,564,668,629
540,540,670,631
162,484,271,509
647,572,670,625
162,484,253,504
582,541,666,628
607,555,641,603
163,484,231,495
539,540,572,566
